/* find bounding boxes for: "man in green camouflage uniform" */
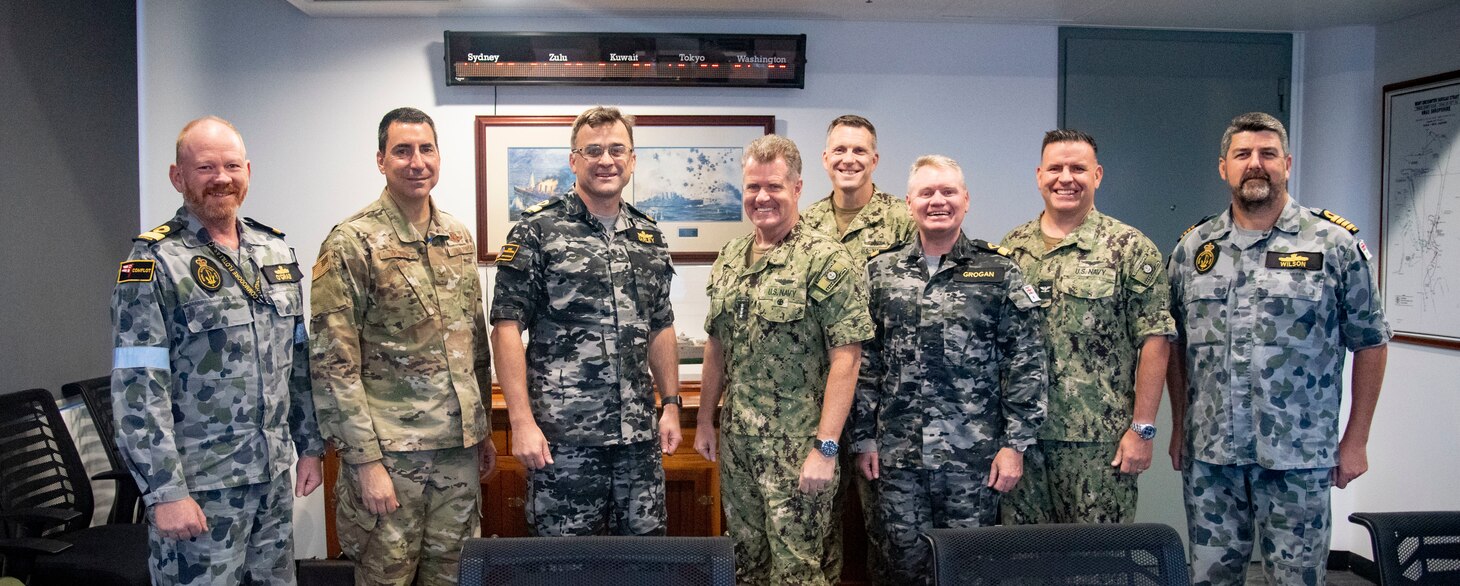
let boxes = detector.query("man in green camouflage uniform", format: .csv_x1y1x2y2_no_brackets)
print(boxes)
491,106,681,537
111,116,324,585
311,108,494,586
801,114,915,585
1000,129,1174,525
854,155,1047,585
695,135,873,586
1167,113,1390,586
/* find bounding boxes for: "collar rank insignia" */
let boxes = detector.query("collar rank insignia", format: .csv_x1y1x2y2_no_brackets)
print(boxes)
263,263,302,284
117,260,156,283
1194,241,1220,274
635,229,665,246
1265,251,1323,270
191,256,223,292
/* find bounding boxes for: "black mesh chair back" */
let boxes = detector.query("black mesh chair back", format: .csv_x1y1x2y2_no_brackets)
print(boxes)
0,388,94,536
1350,511,1460,585
61,376,144,523
925,523,1191,586
459,536,736,586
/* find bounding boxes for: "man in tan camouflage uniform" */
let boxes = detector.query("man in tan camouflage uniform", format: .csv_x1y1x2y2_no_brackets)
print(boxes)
1167,112,1390,586
695,135,874,586
111,116,324,584
311,107,494,585
491,106,681,537
855,155,1047,584
800,114,915,585
1000,129,1174,525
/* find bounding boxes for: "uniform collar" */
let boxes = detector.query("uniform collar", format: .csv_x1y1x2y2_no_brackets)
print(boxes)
378,188,447,243
174,206,253,249
828,186,893,235
1204,197,1301,242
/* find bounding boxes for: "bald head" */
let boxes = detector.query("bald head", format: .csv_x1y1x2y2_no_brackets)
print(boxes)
176,116,246,163
170,116,251,227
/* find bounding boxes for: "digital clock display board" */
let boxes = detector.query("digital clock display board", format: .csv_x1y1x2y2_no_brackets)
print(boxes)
444,32,807,88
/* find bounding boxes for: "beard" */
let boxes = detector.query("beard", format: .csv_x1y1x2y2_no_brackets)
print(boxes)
184,185,245,226
1232,172,1281,212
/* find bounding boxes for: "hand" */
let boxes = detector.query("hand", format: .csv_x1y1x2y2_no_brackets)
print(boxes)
798,452,837,494
295,455,323,497
153,497,208,540
479,440,498,481
694,422,718,462
1333,438,1369,489
1112,429,1153,475
1168,426,1186,470
987,447,1024,493
355,460,399,515
659,408,683,455
510,423,554,470
856,451,880,481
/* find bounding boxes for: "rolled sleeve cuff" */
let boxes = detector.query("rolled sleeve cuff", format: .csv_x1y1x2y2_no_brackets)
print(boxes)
852,439,877,453
338,442,384,465
143,485,191,507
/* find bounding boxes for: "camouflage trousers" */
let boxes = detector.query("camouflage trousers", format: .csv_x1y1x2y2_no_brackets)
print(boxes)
526,441,666,536
1000,440,1136,524
146,472,295,585
1183,459,1332,586
823,442,890,585
337,445,481,586
722,433,839,586
878,466,1001,586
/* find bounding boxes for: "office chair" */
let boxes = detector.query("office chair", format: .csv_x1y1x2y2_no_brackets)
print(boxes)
1349,511,1460,585
60,376,145,524
0,388,148,585
924,523,1190,585
458,536,736,586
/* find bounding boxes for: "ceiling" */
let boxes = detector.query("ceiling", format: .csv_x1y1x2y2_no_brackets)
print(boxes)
284,0,1454,31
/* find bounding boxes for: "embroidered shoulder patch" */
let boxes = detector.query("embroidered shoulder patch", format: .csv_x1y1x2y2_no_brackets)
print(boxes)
117,260,156,283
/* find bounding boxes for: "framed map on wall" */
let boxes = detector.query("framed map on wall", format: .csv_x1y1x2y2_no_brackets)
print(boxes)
1381,69,1460,349
475,114,775,264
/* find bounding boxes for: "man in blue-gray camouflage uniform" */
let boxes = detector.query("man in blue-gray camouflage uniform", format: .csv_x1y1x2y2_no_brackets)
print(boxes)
111,116,323,585
854,155,1047,584
491,106,682,537
1167,112,1390,586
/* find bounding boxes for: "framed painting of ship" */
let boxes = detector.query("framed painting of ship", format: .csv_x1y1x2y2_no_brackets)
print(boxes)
475,114,775,263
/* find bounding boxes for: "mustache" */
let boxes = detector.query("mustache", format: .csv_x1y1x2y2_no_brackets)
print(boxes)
1241,171,1270,183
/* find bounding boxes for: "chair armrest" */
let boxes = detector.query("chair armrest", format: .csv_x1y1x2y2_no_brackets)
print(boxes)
0,507,84,534
0,535,73,556
92,469,134,483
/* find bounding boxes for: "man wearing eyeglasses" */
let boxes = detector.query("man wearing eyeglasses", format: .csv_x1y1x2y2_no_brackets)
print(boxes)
491,106,681,536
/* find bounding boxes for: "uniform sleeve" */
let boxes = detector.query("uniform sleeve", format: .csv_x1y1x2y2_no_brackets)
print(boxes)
489,220,544,326
647,252,676,332
809,246,874,349
1166,241,1190,345
703,245,735,341
1123,236,1177,342
110,245,190,505
1337,238,1392,351
851,261,885,453
290,313,325,457
471,253,494,434
308,231,381,465
999,263,1048,449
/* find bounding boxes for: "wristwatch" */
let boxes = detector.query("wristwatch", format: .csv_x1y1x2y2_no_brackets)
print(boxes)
661,395,682,409
813,438,840,458
1130,422,1157,441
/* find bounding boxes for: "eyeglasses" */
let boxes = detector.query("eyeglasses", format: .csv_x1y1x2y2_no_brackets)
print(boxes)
572,144,633,159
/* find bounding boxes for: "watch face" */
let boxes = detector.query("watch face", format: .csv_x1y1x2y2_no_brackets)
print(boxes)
1132,424,1157,440
816,439,839,458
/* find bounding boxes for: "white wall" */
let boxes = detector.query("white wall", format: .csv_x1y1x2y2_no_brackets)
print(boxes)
1299,8,1460,558
140,0,1058,558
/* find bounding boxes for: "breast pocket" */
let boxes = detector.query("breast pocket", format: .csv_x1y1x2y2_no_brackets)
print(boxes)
372,250,433,335
1255,275,1325,346
181,298,256,378
1055,272,1116,334
752,296,806,346
1181,276,1230,346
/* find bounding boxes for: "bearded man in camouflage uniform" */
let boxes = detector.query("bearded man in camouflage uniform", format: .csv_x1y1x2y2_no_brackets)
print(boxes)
491,106,681,537
854,155,1047,584
111,116,323,585
800,115,915,585
1000,129,1174,525
311,107,494,586
1167,112,1390,586
695,135,873,586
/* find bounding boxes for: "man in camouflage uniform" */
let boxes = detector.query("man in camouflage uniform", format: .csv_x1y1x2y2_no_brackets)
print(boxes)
694,135,874,586
1167,112,1390,586
801,114,915,585
111,116,323,585
311,107,494,586
854,155,1047,585
1000,129,1174,525
491,106,681,536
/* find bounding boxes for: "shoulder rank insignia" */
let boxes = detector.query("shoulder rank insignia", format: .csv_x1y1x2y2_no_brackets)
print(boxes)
1180,214,1217,242
244,217,285,237
1194,240,1220,274
1313,209,1359,234
970,239,1012,257
117,260,156,283
134,221,183,243
497,243,520,263
521,198,561,216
